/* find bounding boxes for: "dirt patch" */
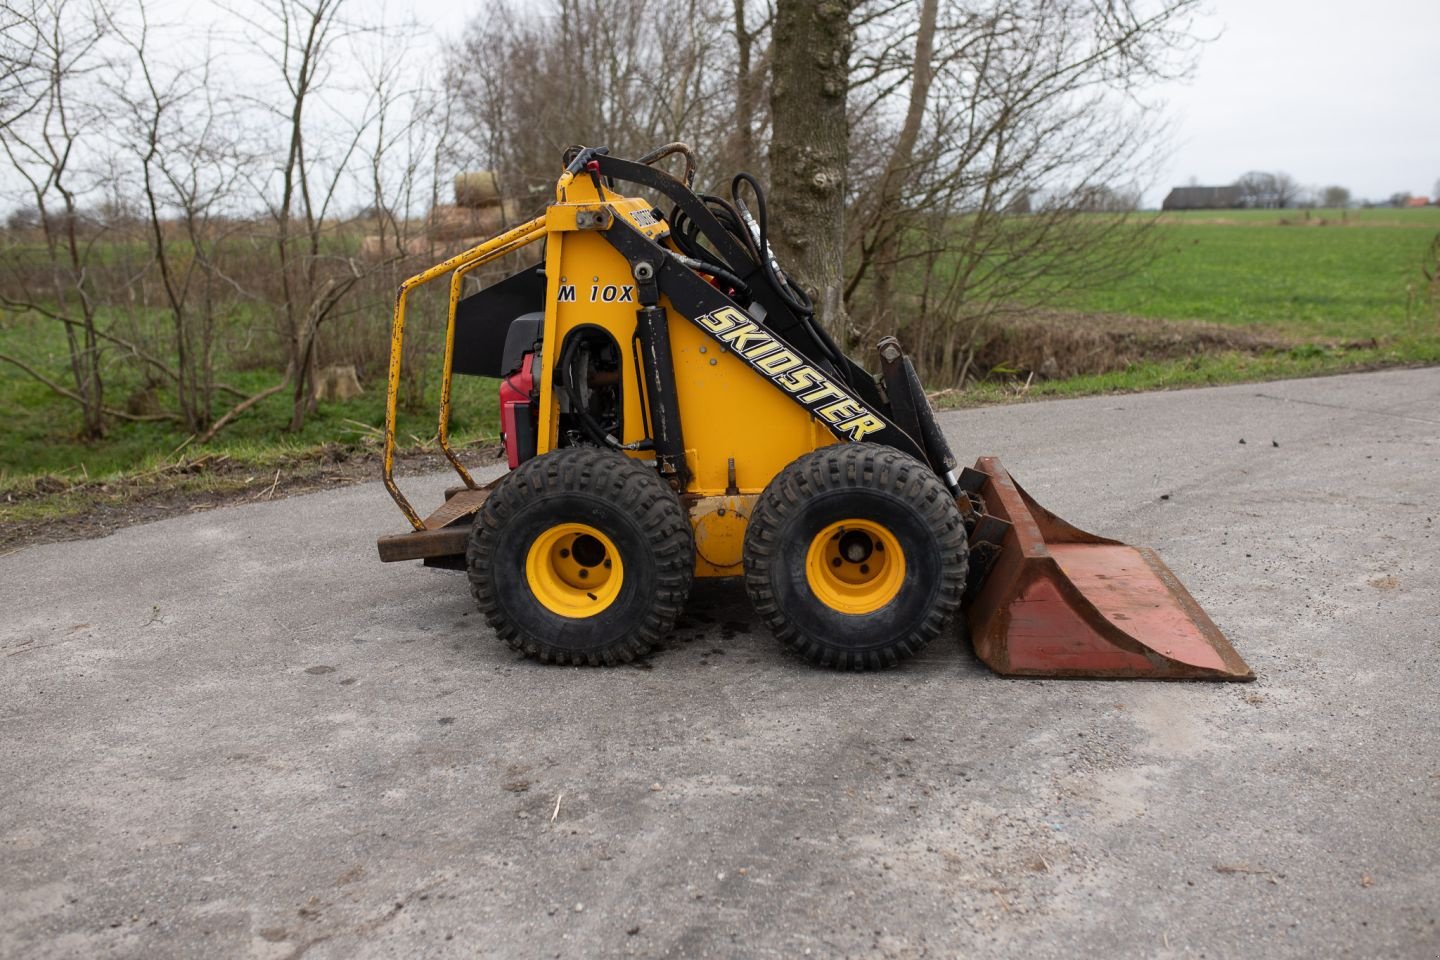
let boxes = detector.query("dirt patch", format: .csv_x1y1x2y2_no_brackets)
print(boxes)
964,309,1297,381
0,442,504,556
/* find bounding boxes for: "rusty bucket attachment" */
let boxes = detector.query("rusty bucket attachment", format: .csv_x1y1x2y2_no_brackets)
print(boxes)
959,457,1253,681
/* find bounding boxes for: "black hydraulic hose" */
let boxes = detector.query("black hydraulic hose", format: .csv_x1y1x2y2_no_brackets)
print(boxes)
637,141,698,187
730,173,811,314
556,334,617,449
669,254,752,300
669,197,754,273
708,198,764,266
730,172,851,376
667,205,720,268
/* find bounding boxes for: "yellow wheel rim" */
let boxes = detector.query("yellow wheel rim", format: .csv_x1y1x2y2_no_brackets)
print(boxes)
525,522,624,618
804,518,906,615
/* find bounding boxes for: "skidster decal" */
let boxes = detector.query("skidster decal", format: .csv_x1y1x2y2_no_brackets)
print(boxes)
695,306,885,442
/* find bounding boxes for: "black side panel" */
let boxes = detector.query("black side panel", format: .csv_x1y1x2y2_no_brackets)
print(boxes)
452,262,547,378
501,312,544,376
880,350,925,448
902,354,959,479
879,342,958,482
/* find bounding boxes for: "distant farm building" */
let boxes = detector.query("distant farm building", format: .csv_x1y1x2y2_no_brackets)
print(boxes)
1405,196,1431,208
1162,185,1243,211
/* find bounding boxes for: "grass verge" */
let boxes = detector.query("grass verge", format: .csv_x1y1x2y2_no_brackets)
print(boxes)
935,334,1440,408
0,436,502,555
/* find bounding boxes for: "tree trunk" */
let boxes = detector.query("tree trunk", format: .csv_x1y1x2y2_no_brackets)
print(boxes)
732,0,758,173
58,195,106,439
768,0,853,340
869,0,938,334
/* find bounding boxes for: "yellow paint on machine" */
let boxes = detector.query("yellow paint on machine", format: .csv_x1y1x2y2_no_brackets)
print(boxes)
689,495,758,577
690,307,885,442
536,174,837,511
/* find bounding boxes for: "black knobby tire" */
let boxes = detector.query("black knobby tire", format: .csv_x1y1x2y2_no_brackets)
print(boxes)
743,443,968,670
467,447,694,665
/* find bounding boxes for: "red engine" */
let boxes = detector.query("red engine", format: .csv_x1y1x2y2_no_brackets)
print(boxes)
499,352,539,468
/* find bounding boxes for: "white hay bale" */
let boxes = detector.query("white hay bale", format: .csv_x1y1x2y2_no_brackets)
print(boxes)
454,170,502,208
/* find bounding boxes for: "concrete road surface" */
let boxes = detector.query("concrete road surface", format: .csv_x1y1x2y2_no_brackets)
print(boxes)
3,368,1437,959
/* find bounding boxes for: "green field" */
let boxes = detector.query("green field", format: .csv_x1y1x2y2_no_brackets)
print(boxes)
1061,207,1440,339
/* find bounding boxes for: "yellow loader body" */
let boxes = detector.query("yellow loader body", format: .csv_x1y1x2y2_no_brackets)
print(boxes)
375,145,1252,679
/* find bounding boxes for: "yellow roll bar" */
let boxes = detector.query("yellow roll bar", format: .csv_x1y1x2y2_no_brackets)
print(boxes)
383,216,548,530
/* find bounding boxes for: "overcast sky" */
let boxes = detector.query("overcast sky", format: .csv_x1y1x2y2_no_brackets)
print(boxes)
1149,0,1440,205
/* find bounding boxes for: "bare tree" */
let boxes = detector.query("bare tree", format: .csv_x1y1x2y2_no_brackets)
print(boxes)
1272,171,1302,209
769,0,854,337
445,0,746,200
109,4,288,438
236,0,371,431
844,0,1202,381
727,0,773,175
846,0,939,337
1236,170,1301,209
1321,185,1351,208
340,9,451,413
353,24,428,265
0,0,114,438
1,0,47,128
1235,171,1276,208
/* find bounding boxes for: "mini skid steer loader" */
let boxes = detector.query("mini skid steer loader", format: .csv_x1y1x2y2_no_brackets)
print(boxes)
376,144,1252,680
